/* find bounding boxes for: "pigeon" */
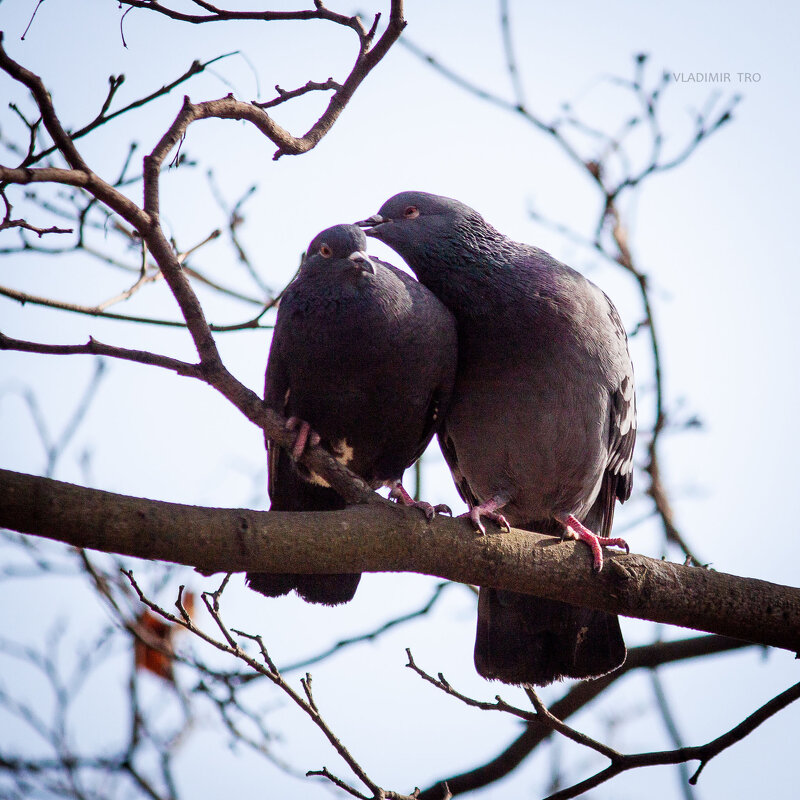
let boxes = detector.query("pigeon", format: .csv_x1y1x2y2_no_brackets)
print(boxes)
358,193,636,685
247,224,458,606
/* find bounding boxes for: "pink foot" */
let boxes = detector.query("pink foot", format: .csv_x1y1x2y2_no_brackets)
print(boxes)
557,513,629,572
461,495,511,536
285,416,320,461
390,482,451,521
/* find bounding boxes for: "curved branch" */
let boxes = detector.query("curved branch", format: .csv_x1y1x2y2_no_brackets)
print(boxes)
0,165,150,230
25,53,238,167
117,0,371,29
0,282,273,330
418,634,754,799
543,680,800,800
125,2,406,163
0,332,202,377
0,334,375,504
0,33,88,171
2,469,799,654
413,647,799,800
254,78,343,109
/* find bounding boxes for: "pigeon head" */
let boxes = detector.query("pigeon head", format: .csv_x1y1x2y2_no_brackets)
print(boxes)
356,192,509,303
356,191,482,254
302,224,375,275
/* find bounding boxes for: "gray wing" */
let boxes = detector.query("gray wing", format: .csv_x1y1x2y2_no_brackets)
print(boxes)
437,427,480,509
608,372,636,503
264,330,291,502
603,294,636,503
589,294,636,536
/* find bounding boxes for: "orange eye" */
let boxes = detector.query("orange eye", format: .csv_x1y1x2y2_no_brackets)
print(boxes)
319,244,333,258
404,206,419,219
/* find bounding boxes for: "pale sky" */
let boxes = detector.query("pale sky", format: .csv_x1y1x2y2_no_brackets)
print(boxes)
1,2,798,799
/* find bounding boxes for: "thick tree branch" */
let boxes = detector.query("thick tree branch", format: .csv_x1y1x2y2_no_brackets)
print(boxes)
0,164,150,229
2,469,799,654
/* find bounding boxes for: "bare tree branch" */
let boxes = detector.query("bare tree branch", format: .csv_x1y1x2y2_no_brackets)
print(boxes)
255,78,343,109
117,0,374,29
0,332,202,377
0,187,72,236
0,3,410,505
22,53,238,167
0,282,273,330
110,2,407,160
542,680,800,800
2,468,799,654
122,572,421,800
0,330,376,503
410,649,800,800
418,635,757,799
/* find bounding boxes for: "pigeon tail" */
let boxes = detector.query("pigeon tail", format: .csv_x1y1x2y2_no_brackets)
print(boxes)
247,445,361,606
246,571,361,606
474,509,626,686
474,587,626,685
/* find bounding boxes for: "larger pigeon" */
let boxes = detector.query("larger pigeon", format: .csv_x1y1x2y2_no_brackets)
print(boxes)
247,224,457,606
358,193,636,685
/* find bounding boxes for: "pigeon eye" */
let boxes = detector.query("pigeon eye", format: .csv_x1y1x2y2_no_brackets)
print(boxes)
403,206,419,219
319,244,333,258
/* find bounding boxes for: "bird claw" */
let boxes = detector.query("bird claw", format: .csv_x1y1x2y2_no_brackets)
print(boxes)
602,536,630,556
389,483,449,521
285,416,320,461
461,502,511,536
558,514,629,572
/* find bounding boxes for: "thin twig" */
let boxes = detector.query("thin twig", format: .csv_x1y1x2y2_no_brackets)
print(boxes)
121,571,420,799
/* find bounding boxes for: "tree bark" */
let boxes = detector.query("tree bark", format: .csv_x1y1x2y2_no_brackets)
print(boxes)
1,468,798,653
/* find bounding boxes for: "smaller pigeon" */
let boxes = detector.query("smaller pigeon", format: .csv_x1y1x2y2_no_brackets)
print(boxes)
247,224,458,605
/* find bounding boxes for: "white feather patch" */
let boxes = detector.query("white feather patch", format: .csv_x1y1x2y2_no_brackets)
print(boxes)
307,438,354,488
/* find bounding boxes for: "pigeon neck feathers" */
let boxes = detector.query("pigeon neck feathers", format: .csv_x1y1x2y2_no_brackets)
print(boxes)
287,258,414,321
403,221,570,325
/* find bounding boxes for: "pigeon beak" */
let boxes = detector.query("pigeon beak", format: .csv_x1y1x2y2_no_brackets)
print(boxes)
348,250,376,274
355,214,385,237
